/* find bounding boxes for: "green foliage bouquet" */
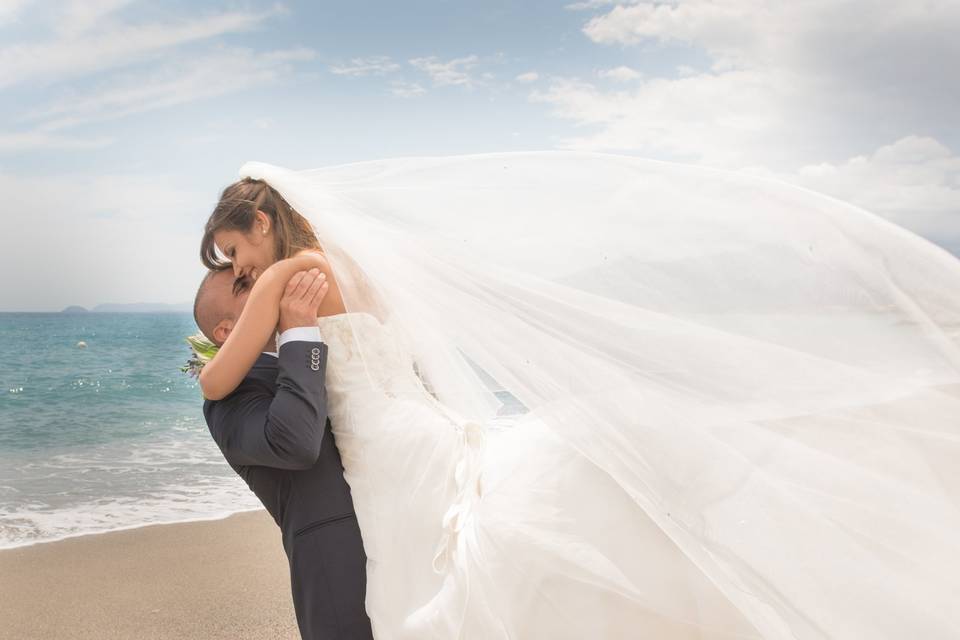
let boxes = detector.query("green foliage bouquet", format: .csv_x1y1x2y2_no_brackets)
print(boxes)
181,333,219,378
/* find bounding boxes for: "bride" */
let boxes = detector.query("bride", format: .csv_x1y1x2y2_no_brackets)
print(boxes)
196,151,960,639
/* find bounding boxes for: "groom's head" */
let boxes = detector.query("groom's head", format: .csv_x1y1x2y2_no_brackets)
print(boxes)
193,268,251,346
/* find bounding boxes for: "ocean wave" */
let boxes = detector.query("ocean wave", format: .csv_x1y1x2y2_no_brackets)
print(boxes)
0,425,263,549
0,479,263,550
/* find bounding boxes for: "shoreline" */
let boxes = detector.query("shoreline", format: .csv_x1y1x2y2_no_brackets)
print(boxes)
0,505,265,552
0,509,300,639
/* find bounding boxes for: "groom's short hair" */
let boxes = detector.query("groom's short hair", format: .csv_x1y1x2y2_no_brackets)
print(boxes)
193,268,237,345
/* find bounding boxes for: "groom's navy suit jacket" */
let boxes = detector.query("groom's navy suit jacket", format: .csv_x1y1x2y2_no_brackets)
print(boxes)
203,340,373,640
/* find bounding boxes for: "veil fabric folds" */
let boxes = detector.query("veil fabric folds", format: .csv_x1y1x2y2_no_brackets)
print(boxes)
240,151,960,638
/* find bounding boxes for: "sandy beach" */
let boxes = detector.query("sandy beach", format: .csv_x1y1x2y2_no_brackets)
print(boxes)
0,510,300,639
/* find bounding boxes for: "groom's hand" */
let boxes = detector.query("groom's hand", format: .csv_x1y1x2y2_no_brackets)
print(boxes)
279,268,329,333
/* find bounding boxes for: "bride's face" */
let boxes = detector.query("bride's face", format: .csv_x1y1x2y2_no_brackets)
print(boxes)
214,211,275,281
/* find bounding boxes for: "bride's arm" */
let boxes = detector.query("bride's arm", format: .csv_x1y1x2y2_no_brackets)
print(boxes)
199,252,328,400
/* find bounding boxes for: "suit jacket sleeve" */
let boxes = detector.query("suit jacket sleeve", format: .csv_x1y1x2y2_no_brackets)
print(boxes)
203,340,330,470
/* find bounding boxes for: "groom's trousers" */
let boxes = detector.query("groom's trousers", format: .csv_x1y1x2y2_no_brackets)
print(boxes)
204,342,374,640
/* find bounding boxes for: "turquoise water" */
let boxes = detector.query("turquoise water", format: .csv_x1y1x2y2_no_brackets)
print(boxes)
0,313,261,549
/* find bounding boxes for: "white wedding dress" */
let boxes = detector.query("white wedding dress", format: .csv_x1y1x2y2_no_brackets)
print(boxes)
317,310,763,639
242,151,960,639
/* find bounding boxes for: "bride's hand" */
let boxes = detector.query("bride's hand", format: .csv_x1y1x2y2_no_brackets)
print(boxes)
264,249,345,319
261,248,342,316
279,268,329,333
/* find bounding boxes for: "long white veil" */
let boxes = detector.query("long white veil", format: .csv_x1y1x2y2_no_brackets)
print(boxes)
241,151,960,638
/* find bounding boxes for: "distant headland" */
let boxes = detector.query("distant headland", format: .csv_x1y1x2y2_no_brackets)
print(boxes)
60,303,192,313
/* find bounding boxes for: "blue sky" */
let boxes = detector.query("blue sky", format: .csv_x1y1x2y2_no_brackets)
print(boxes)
2,0,958,310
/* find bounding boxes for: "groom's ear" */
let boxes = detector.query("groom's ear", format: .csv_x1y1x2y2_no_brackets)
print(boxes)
212,320,234,346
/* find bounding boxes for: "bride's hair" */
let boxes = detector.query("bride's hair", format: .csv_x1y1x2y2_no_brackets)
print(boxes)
201,178,322,270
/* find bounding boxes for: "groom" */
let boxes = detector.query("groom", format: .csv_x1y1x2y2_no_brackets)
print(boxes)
193,267,373,640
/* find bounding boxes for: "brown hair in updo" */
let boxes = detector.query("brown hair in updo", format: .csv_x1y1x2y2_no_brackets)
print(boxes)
200,178,322,270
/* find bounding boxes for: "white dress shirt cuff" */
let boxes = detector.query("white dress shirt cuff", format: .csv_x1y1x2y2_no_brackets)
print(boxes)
278,326,323,348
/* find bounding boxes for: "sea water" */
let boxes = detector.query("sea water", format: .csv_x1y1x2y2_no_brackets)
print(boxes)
0,312,262,549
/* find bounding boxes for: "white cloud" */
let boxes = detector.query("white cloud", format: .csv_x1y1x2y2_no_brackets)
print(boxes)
737,136,959,252
23,47,315,131
390,80,426,98
515,71,539,83
565,0,639,10
0,7,278,88
0,0,30,25
329,55,400,77
533,1,960,170
583,1,960,75
55,0,133,36
580,1,960,118
786,136,960,224
597,65,640,81
0,131,112,151
409,54,480,87
530,70,786,166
